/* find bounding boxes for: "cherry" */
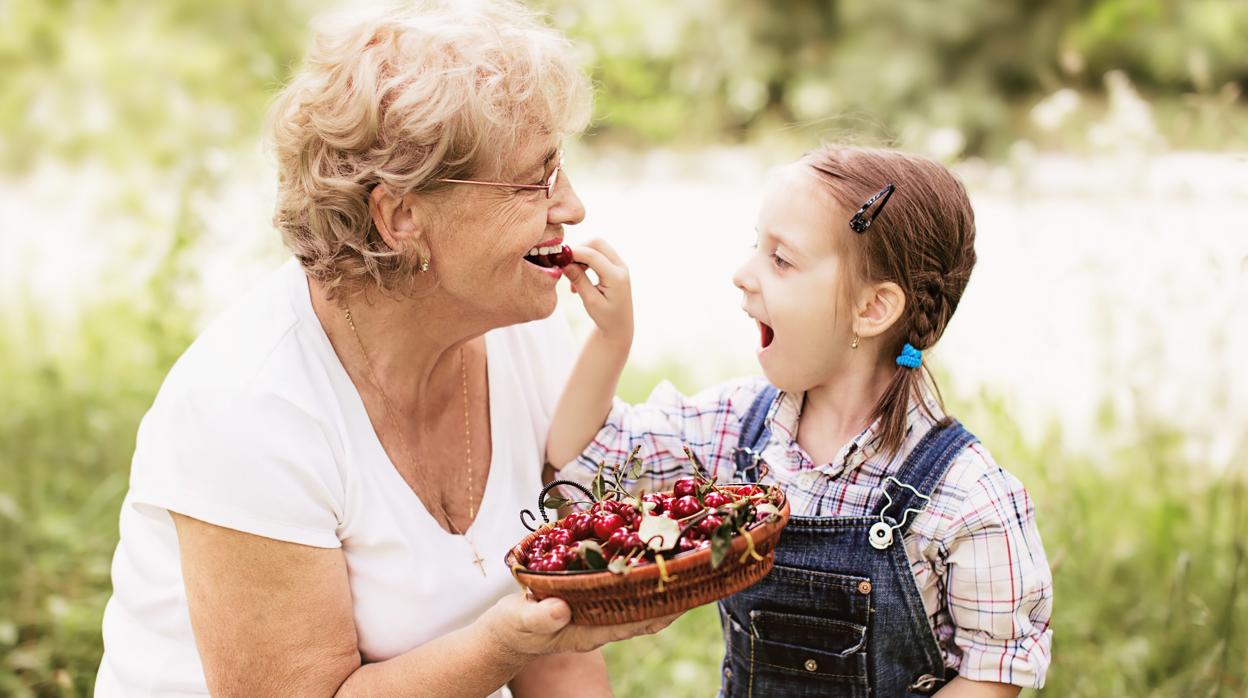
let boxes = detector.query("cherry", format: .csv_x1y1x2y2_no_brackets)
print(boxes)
605,527,634,554
697,514,725,536
543,553,568,572
548,529,573,547
677,535,700,553
566,513,594,540
670,495,702,519
703,491,731,509
530,534,552,554
593,512,626,539
552,245,574,268
673,477,699,499
736,485,764,497
642,493,665,514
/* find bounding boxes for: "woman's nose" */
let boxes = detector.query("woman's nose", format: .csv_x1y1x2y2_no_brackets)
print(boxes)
549,173,585,226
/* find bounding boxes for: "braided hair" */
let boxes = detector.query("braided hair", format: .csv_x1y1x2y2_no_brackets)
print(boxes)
806,146,977,458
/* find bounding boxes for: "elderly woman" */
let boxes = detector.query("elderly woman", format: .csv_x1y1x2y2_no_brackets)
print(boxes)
95,2,669,696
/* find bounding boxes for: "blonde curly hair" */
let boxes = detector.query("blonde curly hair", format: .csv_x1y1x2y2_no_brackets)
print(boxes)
268,0,592,299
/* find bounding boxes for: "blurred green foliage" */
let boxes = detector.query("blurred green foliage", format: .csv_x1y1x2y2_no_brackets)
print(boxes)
2,0,1247,695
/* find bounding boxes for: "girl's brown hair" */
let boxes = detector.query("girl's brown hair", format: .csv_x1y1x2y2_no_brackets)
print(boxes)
805,146,977,457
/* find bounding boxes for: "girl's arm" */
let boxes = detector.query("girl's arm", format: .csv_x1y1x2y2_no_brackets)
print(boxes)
546,240,633,469
935,677,1020,697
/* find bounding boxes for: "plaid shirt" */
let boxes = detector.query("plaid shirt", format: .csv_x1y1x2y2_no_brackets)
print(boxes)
560,376,1053,688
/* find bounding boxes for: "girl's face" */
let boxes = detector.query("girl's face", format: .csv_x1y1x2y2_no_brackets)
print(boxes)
733,163,859,393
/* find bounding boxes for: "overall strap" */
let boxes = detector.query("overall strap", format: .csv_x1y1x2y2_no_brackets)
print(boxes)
733,384,779,481
874,419,977,538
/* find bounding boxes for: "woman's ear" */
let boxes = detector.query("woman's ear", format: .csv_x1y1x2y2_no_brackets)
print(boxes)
854,281,906,340
369,184,426,252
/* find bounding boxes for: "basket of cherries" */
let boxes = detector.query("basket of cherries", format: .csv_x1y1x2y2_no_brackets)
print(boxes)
504,448,789,625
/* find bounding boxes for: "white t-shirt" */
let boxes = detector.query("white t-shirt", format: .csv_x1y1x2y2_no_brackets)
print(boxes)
96,260,573,697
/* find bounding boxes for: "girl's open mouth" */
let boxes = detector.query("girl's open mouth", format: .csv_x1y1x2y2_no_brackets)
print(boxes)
757,321,775,349
523,244,573,269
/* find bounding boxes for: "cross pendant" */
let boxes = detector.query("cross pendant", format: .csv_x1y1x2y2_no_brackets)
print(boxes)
472,552,487,577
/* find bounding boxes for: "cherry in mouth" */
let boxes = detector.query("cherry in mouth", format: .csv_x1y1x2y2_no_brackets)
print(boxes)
524,244,574,269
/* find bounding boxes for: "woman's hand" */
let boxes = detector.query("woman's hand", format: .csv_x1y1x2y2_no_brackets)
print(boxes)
484,591,678,659
564,240,633,350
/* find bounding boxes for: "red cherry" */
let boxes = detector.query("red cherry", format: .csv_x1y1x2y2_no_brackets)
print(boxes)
605,527,633,554
697,514,725,536
642,493,665,514
736,485,764,497
671,495,702,519
530,534,552,554
552,244,574,268
567,514,594,540
673,477,699,499
703,491,730,509
543,553,568,571
548,529,573,547
593,513,626,539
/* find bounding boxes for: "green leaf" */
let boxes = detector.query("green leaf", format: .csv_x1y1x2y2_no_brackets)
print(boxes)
638,513,680,552
628,445,644,478
580,541,608,570
591,467,607,501
542,494,571,510
710,522,734,569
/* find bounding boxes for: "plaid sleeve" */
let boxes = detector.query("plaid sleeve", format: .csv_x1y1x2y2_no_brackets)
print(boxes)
941,450,1053,689
557,377,766,495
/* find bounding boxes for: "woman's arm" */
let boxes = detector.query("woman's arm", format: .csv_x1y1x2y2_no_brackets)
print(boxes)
172,513,674,697
546,240,633,469
509,650,612,698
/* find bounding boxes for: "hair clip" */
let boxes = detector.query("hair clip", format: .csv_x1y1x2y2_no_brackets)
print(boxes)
849,183,896,234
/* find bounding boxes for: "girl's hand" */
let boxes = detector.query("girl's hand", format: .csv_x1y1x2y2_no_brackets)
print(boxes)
484,592,677,658
564,240,633,349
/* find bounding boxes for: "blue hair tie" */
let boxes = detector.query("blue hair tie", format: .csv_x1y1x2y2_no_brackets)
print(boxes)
896,343,922,369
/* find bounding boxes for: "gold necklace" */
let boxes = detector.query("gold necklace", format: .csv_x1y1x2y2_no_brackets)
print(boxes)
344,306,486,576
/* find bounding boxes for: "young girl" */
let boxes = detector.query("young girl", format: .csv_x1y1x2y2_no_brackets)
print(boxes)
550,146,1052,697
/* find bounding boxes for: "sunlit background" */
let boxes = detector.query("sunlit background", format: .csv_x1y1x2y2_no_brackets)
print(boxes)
2,1,1246,695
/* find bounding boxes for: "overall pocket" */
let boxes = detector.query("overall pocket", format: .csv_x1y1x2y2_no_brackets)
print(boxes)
721,564,875,697
744,610,869,697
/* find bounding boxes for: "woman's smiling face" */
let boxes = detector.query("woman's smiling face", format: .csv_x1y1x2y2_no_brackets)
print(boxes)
426,137,585,327
733,163,859,392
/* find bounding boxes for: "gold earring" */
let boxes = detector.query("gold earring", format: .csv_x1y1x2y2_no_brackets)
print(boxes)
418,256,430,273
851,335,860,349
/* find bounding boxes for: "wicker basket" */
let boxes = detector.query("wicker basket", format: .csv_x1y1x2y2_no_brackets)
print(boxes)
504,494,790,625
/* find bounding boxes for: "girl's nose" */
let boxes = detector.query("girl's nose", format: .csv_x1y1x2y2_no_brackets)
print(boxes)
732,262,757,294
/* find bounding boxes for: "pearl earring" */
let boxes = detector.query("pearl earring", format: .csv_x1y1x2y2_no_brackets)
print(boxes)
851,335,860,349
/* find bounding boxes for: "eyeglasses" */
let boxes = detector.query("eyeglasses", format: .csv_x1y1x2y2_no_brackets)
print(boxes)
849,183,896,233
436,153,564,199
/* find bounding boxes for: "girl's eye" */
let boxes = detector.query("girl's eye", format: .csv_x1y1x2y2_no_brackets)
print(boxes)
771,252,791,270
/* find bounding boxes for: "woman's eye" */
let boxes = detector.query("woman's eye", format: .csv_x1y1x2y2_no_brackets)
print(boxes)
770,252,790,270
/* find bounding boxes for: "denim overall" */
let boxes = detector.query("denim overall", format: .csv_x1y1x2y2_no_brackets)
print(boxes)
718,386,978,697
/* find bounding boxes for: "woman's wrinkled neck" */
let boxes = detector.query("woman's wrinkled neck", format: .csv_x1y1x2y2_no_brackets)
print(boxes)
307,275,489,403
